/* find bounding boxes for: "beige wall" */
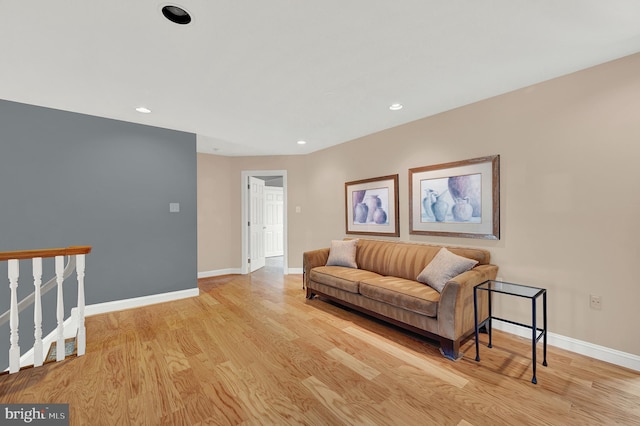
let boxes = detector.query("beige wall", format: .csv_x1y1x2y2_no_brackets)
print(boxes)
197,153,235,271
198,52,640,356
197,154,312,272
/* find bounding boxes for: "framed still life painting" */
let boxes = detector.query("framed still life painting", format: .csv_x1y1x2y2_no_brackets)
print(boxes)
345,174,399,237
409,155,500,239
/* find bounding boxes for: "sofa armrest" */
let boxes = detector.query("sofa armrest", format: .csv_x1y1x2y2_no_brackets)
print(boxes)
437,264,498,340
302,248,330,289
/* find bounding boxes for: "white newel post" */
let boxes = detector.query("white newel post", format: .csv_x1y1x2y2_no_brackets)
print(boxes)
76,254,86,356
8,259,20,373
55,256,65,362
33,257,44,367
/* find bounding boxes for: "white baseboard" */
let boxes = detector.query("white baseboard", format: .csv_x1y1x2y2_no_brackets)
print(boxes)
492,322,640,372
198,268,242,279
82,287,199,317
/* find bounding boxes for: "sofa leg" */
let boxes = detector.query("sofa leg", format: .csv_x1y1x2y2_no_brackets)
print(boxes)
305,288,315,300
439,338,462,361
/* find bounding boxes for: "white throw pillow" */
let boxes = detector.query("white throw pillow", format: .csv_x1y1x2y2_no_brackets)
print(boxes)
326,239,359,268
417,248,478,292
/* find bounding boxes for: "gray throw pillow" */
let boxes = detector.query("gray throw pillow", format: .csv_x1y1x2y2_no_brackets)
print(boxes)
326,239,359,268
417,248,478,292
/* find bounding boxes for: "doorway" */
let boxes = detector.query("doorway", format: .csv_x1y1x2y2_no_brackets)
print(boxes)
241,170,288,275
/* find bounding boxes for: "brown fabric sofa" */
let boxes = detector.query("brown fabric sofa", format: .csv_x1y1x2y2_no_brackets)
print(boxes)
303,238,498,360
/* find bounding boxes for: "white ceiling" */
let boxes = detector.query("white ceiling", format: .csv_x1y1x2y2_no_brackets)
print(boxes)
2,1,640,156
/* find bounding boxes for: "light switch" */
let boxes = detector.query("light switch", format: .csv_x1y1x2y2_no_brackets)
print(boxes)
295,206,301,213
169,203,180,213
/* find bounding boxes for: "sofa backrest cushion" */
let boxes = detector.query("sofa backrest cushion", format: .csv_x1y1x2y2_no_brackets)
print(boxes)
355,239,398,276
352,239,490,282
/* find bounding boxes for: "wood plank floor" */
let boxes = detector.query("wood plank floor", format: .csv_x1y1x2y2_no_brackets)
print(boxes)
1,258,639,425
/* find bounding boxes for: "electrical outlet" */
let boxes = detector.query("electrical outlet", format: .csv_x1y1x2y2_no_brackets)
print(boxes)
590,295,602,310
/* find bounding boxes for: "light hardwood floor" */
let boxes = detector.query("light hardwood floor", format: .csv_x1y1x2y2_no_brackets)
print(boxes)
1,258,639,425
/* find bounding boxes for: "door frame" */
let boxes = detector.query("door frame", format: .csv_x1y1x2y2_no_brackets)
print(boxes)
241,170,288,275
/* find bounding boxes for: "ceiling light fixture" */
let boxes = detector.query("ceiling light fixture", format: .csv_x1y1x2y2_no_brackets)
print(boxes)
135,107,152,113
297,140,307,145
161,5,192,25
389,103,403,111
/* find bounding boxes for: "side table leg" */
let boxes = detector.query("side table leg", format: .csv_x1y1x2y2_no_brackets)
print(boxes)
543,291,548,367
487,291,493,348
474,287,480,361
532,298,537,384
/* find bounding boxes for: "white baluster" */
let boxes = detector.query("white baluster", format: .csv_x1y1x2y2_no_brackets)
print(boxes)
76,254,86,356
33,257,44,367
55,256,65,362
8,259,20,373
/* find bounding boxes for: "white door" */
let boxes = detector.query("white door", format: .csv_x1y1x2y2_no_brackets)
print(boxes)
249,177,266,272
264,187,284,257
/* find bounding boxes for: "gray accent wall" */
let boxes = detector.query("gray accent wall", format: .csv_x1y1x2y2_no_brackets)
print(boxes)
0,99,197,369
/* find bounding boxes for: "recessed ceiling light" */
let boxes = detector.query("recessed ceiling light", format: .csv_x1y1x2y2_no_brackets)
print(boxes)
297,140,307,145
135,107,152,114
389,103,403,111
161,5,192,25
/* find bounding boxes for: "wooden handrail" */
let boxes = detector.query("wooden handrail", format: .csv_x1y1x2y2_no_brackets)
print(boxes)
0,246,92,262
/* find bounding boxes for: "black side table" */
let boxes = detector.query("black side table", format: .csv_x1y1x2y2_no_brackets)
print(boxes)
474,280,548,384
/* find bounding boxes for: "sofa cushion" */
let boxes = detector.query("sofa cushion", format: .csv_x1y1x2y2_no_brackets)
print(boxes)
326,239,359,268
416,248,478,292
354,239,397,276
310,266,382,294
385,243,441,281
360,276,440,317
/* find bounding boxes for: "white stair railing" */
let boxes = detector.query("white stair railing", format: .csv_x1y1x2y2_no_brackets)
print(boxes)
0,246,92,374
